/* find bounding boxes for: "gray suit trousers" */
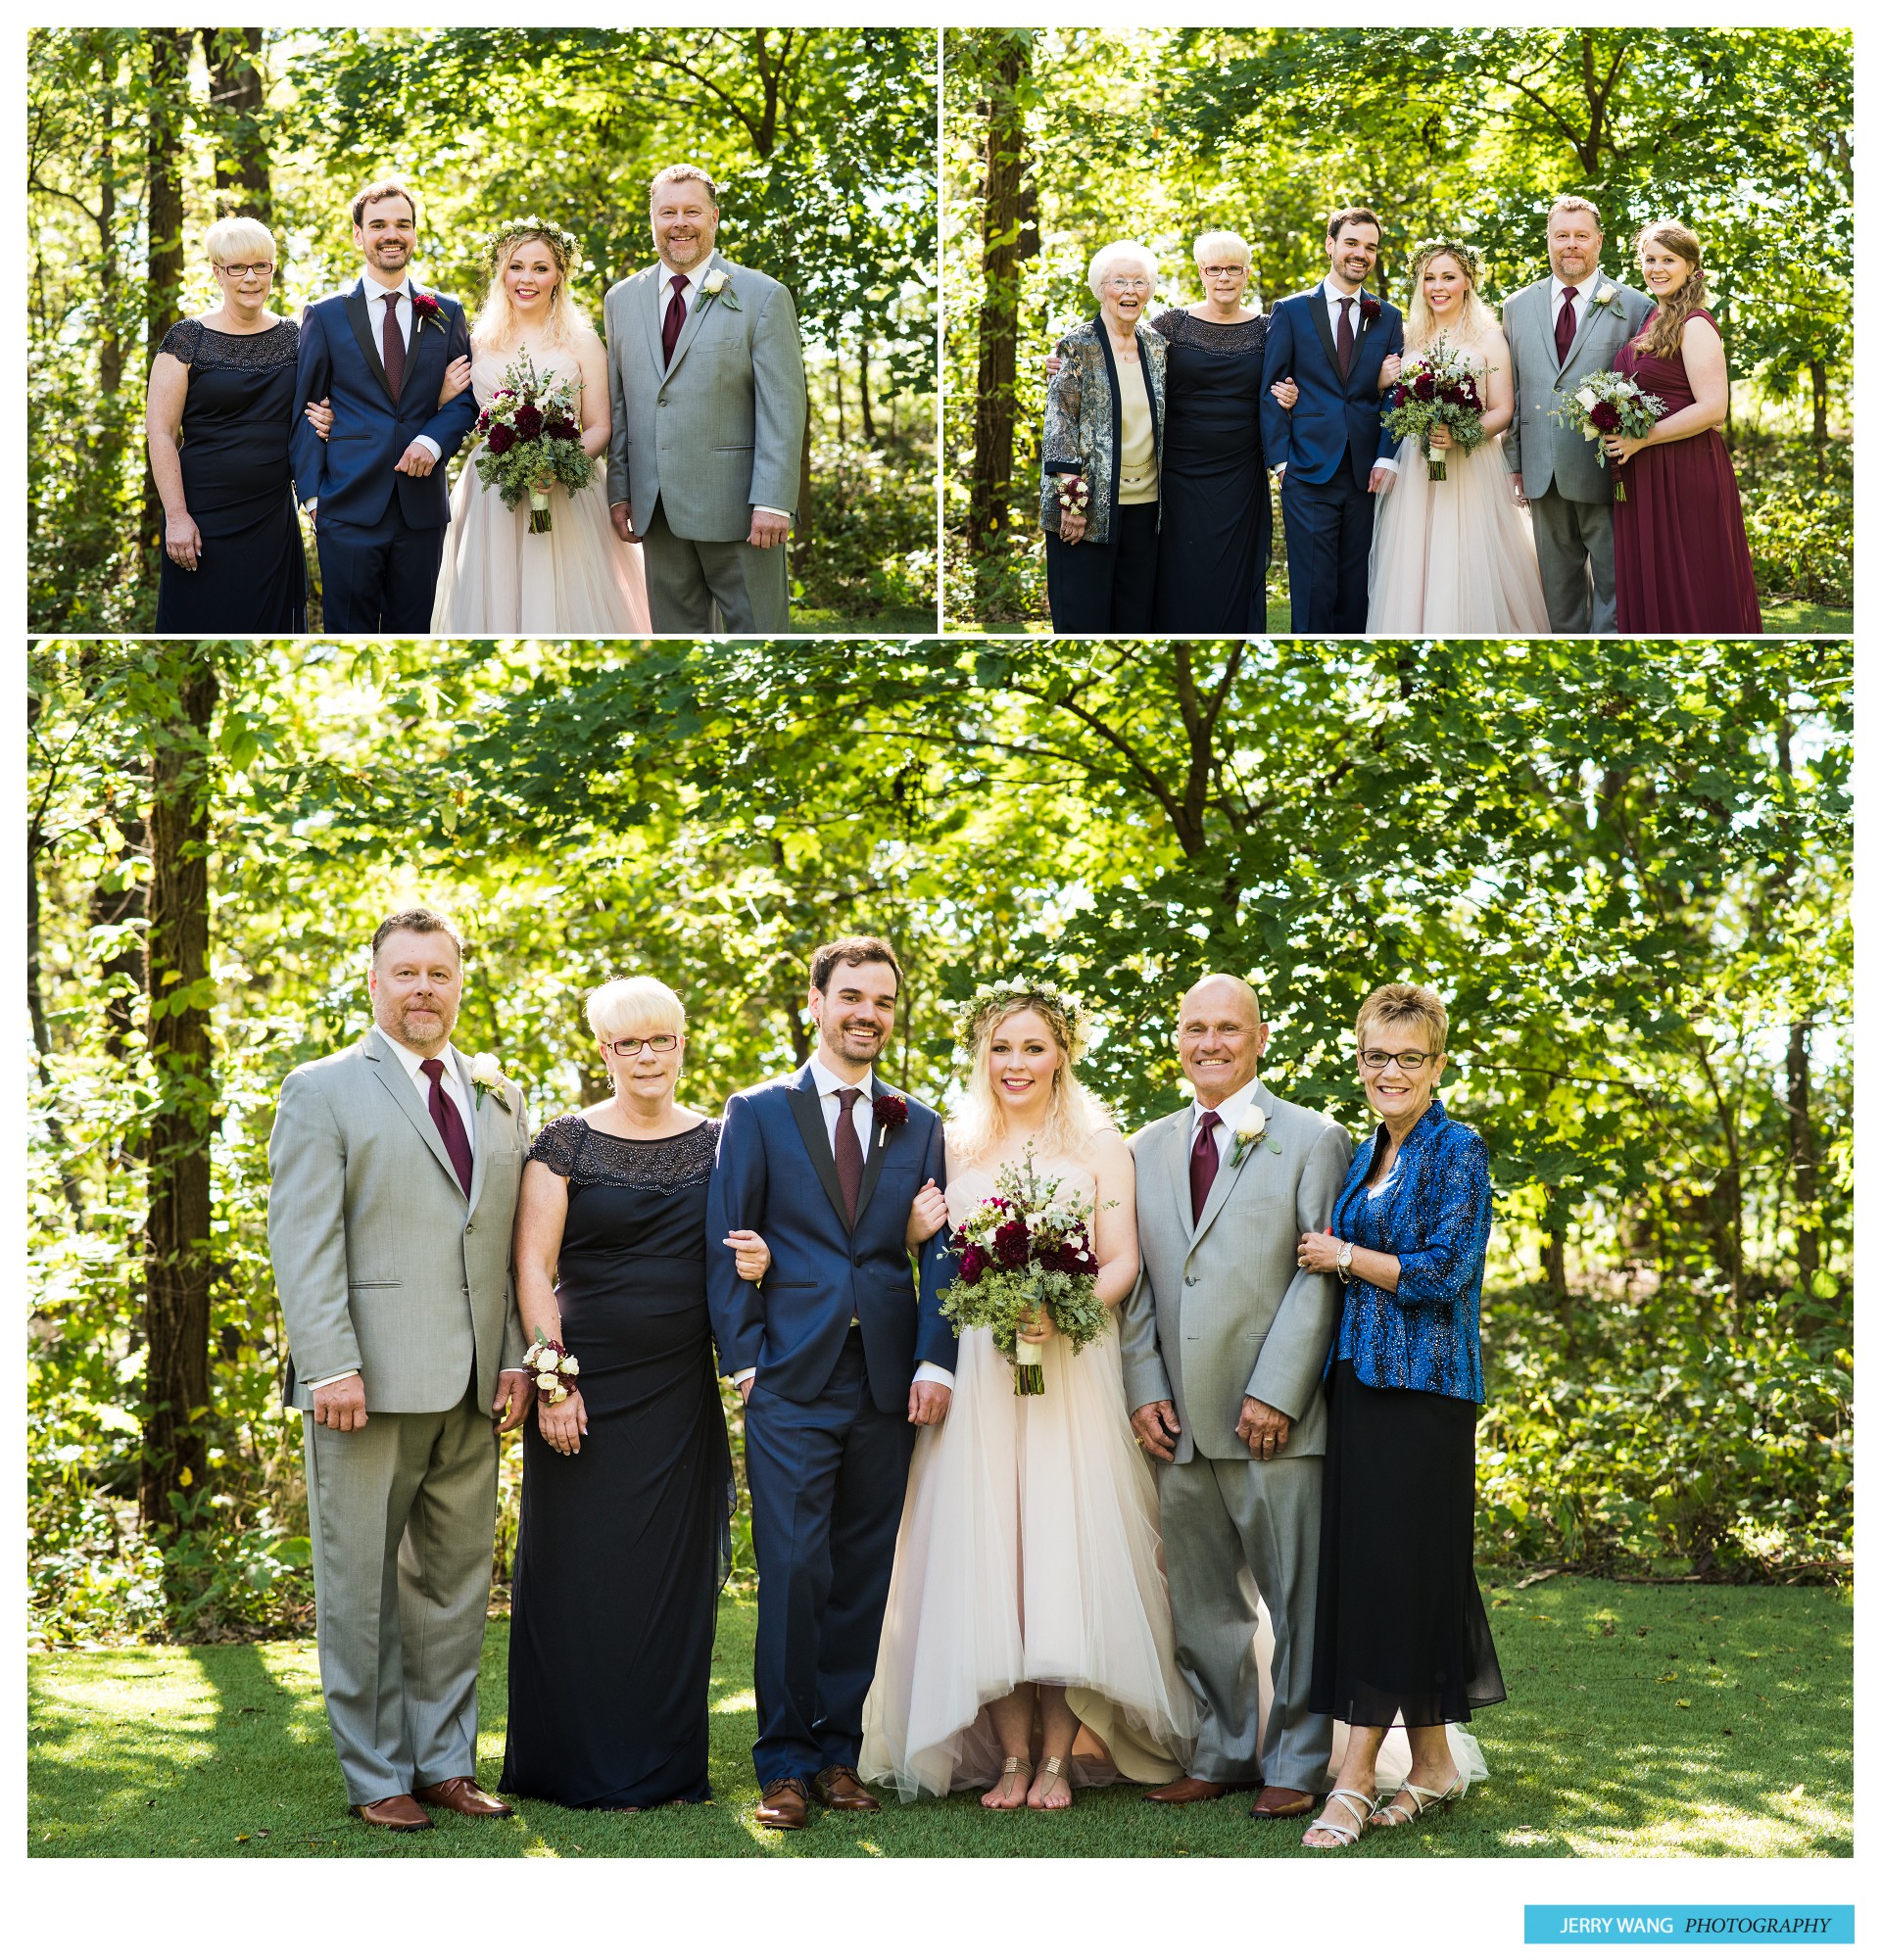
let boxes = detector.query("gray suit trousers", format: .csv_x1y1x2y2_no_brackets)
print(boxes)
1158,1451,1332,1793
1529,485,1617,634
304,1390,497,1803
643,500,790,634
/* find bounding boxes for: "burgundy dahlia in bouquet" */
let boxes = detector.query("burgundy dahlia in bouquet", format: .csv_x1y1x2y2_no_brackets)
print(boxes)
1380,334,1488,481
472,350,593,532
1550,369,1665,501
940,1146,1109,1395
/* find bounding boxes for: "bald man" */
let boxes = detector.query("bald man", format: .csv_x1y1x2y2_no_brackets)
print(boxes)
1119,976,1353,1819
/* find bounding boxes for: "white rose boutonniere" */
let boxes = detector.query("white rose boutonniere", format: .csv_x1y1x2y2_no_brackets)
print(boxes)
1228,1104,1283,1167
699,265,741,312
1590,284,1619,312
468,1051,511,1114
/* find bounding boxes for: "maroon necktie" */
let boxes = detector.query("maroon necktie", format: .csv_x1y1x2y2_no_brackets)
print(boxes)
1189,1109,1223,1222
661,274,689,367
380,290,407,401
420,1058,473,1194
1554,286,1580,365
834,1086,865,1225
1335,295,1355,380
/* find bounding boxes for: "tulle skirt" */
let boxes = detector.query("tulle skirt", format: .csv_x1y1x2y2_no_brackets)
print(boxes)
431,447,651,634
1367,434,1552,634
859,1318,1199,1800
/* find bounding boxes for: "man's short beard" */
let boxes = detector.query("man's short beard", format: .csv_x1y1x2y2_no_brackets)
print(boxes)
830,1022,884,1058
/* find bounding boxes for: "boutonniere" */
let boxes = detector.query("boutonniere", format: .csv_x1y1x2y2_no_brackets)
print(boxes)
1358,295,1382,326
1589,284,1620,312
468,1051,511,1114
1228,1104,1283,1167
410,289,446,332
699,266,741,313
873,1091,909,1130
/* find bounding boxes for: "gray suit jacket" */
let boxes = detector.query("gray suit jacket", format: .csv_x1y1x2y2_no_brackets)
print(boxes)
1502,274,1656,502
1120,1082,1354,1462
603,251,808,541
267,1027,529,1414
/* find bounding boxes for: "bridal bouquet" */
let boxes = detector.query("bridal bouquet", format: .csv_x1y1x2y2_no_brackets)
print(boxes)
472,351,593,532
1551,369,1665,501
1381,335,1487,480
940,1147,1109,1396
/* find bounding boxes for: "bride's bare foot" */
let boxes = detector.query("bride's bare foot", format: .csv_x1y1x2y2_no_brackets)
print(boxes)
982,1756,1031,1809
1027,1756,1073,1811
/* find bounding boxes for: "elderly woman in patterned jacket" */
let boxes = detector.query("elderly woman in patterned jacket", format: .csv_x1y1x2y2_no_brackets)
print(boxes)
1292,982,1506,1849
1038,240,1170,632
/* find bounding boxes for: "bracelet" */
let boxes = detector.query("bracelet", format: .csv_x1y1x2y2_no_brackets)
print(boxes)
1335,1239,1353,1280
523,1335,581,1404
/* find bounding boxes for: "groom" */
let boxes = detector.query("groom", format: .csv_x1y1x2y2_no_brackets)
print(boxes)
1121,975,1353,1819
267,908,532,1830
1502,195,1655,632
290,181,478,632
1260,208,1406,633
706,937,956,1830
605,164,808,632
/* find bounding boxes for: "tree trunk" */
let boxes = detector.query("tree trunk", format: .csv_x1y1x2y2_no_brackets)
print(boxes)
1786,1019,1818,1299
1809,359,1828,485
968,33,1032,610
139,648,219,1559
205,27,268,221
96,31,123,400
141,28,191,580
834,349,846,446
790,418,814,585
858,337,877,444
26,694,87,1228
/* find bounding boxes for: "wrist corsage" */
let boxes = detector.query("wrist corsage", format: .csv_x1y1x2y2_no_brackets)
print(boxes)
524,1332,581,1404
1056,474,1090,515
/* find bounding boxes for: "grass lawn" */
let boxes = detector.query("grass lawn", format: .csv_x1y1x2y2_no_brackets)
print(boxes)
1759,600,1852,635
789,604,938,634
27,1572,1849,1860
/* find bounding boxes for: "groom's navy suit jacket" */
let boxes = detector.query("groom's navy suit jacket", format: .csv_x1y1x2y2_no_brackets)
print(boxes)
1260,285,1404,492
290,279,477,529
706,1066,956,1413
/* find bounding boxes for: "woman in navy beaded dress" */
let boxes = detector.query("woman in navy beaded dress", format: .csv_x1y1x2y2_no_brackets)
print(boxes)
1293,982,1504,1849
501,975,770,1810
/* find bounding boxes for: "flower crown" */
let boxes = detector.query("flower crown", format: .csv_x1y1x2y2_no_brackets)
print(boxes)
1407,238,1483,287
482,215,588,279
961,980,1089,1063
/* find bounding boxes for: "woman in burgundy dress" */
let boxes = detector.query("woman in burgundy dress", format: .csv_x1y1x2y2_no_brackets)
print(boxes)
1604,221,1761,632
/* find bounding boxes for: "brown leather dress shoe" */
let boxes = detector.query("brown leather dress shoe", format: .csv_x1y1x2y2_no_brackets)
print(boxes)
413,1776,514,1819
810,1765,881,1812
351,1793,433,1832
1249,1785,1317,1819
755,1776,812,1830
1145,1775,1249,1805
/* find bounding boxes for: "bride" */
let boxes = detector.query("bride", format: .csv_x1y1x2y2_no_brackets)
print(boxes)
1364,242,1551,633
314,219,650,632
859,985,1196,1808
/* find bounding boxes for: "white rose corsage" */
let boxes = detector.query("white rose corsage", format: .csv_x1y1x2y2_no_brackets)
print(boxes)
1229,1104,1283,1166
1056,473,1090,513
699,265,741,312
523,1332,580,1405
468,1051,511,1113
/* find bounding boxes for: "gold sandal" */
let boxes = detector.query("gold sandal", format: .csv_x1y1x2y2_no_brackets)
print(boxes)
1029,1755,1072,1810
981,1755,1032,1809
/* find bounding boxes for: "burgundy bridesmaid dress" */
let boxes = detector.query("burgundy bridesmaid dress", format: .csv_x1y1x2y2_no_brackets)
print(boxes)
1611,308,1761,632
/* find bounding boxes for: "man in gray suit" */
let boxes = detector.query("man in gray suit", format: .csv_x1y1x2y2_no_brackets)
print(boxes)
268,907,532,1832
605,164,808,632
1120,975,1353,1820
1502,195,1655,632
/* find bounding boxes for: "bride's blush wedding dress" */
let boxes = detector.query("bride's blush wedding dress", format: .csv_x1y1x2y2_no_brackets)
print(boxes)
859,1152,1198,1801
1366,333,1551,634
430,337,650,633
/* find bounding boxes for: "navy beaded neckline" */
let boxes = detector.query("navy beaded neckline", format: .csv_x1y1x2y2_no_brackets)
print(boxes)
528,1111,719,1192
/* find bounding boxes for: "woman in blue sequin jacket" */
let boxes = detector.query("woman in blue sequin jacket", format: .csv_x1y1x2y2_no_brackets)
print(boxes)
1291,982,1506,1850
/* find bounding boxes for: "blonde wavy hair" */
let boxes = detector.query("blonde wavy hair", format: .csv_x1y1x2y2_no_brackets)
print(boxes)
1404,241,1497,353
1631,220,1709,361
947,986,1116,1168
472,226,588,353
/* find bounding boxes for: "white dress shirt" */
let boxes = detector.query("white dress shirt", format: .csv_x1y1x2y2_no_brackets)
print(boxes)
359,272,441,459
303,1034,475,1391
653,252,788,521
734,1055,952,1390
1189,1074,1265,1150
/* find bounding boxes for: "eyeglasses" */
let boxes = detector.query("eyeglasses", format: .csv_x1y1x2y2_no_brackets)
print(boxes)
602,1034,680,1057
1201,264,1246,278
214,263,274,279
1358,1048,1435,1073
1105,277,1152,293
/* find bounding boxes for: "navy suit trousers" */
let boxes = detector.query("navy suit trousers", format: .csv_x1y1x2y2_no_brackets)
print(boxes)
1281,452,1375,633
743,1330,915,1786
315,502,446,635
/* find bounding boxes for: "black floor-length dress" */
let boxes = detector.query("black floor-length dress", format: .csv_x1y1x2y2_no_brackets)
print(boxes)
153,317,308,633
501,1116,734,1809
1148,310,1273,633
